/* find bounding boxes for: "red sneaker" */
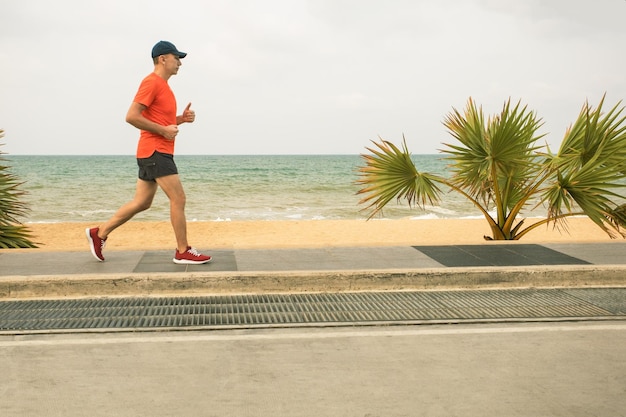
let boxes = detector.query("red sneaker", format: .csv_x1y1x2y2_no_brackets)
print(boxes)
173,246,212,265
86,227,106,261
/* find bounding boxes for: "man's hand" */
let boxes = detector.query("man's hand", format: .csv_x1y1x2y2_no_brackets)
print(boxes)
162,124,179,140
180,102,195,123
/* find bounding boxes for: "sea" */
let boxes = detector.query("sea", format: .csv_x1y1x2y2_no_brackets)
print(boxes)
4,154,546,224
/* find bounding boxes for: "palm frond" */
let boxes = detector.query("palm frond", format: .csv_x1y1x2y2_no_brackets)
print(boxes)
441,97,546,233
0,130,38,248
542,95,626,237
356,137,445,219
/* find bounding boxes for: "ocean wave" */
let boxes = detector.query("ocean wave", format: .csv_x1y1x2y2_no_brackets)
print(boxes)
10,155,562,223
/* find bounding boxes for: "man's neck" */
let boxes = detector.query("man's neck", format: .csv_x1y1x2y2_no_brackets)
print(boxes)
153,66,171,81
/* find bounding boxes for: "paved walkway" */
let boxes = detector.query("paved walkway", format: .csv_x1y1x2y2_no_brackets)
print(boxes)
3,242,626,275
2,322,626,417
1,244,625,416
1,242,625,298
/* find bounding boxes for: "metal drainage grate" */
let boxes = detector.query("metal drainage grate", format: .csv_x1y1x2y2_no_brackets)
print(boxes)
0,288,623,332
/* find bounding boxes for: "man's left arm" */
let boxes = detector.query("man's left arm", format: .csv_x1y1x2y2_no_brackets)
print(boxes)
177,102,195,125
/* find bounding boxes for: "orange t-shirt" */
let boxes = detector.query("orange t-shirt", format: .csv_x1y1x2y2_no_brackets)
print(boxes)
133,72,177,158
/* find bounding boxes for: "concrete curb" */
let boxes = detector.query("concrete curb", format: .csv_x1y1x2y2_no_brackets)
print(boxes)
2,265,626,299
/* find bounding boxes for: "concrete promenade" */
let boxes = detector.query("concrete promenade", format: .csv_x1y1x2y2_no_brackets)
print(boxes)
1,241,626,298
1,322,625,417
0,242,625,416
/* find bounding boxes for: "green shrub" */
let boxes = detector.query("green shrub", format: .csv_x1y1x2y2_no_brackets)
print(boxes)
0,129,38,248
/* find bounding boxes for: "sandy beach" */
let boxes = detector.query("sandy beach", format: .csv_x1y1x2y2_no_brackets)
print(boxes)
16,217,624,252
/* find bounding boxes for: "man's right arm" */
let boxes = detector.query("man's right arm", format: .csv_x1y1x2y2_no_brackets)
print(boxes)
126,102,179,140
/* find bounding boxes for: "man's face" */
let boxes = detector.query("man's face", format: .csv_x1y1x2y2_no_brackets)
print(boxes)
161,53,182,75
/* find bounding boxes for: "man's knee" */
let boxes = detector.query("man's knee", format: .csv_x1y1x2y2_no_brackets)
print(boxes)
169,192,186,208
132,194,155,212
136,199,153,212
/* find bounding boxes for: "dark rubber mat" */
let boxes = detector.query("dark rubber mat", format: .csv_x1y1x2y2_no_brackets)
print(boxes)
1,288,622,332
412,244,590,267
133,250,237,273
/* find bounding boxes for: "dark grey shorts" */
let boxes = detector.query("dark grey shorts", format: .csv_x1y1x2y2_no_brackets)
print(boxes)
137,151,178,181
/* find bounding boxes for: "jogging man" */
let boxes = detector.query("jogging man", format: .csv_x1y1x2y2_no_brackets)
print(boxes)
86,40,211,265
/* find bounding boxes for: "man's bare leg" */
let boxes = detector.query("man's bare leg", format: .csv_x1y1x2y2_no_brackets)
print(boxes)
98,179,158,240
155,174,189,253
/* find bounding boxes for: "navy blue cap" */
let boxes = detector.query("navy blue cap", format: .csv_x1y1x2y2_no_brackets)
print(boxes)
151,41,187,59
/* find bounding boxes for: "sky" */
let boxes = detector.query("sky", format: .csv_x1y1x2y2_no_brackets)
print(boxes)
1,0,626,155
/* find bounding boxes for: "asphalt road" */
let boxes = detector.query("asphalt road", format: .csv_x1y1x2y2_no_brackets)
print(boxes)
1,321,625,417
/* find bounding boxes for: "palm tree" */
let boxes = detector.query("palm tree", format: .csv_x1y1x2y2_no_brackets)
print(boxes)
0,129,38,248
356,95,626,240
